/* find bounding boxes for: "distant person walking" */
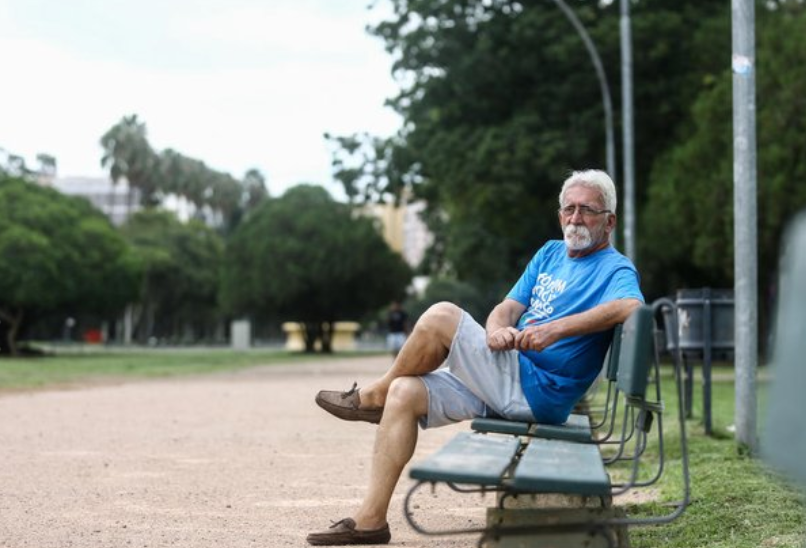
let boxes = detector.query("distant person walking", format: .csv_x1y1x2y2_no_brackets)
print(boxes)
385,301,409,357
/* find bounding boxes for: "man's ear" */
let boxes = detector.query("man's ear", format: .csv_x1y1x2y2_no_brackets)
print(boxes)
605,213,617,233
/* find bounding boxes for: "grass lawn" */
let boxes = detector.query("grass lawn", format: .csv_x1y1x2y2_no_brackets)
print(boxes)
607,363,806,548
0,346,379,392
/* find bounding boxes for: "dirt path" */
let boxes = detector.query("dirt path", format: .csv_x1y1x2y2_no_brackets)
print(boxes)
0,356,485,547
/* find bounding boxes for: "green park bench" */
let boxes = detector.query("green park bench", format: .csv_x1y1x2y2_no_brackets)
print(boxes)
763,212,806,539
404,304,691,547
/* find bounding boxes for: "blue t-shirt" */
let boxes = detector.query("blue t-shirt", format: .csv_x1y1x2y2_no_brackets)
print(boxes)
506,240,644,424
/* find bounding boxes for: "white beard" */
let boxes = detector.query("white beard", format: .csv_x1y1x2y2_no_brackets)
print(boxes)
564,224,593,251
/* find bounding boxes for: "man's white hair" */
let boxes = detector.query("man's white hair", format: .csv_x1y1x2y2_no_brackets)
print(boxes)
558,170,617,212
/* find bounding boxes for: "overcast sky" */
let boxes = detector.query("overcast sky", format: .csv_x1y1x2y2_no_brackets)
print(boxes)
0,0,402,198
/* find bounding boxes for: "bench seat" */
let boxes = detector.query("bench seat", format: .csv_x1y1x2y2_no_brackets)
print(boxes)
471,413,592,443
409,431,610,497
409,431,520,486
511,438,610,496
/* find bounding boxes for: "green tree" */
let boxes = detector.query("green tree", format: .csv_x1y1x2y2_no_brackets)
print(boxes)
405,277,493,325
101,116,268,231
121,210,224,343
640,3,806,329
36,153,57,179
331,0,731,290
100,114,161,207
221,185,412,352
0,176,138,355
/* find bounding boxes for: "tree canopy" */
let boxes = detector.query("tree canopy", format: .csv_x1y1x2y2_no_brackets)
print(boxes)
332,0,729,289
640,3,806,318
330,0,806,327
221,185,412,352
0,175,138,354
100,115,268,232
121,209,224,344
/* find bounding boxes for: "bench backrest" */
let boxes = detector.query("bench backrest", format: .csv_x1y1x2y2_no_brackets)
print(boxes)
763,212,806,487
615,305,655,400
604,323,624,381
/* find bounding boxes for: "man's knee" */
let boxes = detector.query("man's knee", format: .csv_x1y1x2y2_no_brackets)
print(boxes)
386,377,428,417
413,302,462,344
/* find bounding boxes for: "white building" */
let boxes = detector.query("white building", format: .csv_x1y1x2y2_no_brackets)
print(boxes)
51,176,204,225
363,198,432,270
52,176,139,225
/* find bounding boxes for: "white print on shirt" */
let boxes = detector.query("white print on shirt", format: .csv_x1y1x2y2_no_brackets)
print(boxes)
527,272,567,321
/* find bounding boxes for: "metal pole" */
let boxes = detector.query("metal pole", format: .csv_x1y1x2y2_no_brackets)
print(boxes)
732,0,758,453
702,289,713,435
620,0,635,261
550,0,616,186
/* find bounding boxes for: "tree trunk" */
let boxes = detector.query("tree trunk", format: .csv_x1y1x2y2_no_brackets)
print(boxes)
143,303,156,344
123,305,135,345
0,308,23,356
302,322,321,353
320,321,334,354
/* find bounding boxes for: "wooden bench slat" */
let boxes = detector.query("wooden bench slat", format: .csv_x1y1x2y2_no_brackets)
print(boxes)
409,432,520,485
510,438,611,496
471,417,531,436
471,414,592,442
533,414,592,442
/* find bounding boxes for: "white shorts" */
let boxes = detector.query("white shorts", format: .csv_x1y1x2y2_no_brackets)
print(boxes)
418,311,536,429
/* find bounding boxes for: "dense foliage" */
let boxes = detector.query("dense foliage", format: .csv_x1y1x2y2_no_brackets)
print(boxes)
0,175,138,354
221,185,412,352
335,0,726,287
641,3,806,318
333,0,806,332
121,210,225,344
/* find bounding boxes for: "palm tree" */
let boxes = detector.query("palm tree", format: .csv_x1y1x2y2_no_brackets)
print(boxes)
100,114,160,211
36,153,57,183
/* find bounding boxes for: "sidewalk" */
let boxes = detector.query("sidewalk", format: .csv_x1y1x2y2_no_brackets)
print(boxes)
0,356,481,547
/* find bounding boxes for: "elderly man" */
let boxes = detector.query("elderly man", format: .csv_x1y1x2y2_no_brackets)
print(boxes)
307,169,644,545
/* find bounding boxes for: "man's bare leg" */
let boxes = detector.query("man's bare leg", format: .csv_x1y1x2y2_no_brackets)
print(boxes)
308,302,464,541
352,376,428,530
358,302,462,409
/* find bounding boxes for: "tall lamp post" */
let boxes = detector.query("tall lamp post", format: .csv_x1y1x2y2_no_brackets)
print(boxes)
732,0,758,453
550,0,616,189
620,0,636,261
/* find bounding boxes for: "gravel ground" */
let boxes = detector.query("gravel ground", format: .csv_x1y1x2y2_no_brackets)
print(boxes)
0,356,486,548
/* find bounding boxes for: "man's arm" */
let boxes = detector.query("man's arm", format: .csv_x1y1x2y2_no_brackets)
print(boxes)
514,298,642,352
486,298,527,350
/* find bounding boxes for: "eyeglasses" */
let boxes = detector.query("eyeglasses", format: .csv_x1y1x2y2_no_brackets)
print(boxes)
558,205,611,218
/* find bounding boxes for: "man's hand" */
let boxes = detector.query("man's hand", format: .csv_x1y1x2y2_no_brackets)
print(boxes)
514,324,559,352
486,326,520,351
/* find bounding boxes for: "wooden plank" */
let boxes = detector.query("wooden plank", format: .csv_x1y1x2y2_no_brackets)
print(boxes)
615,305,654,399
534,414,592,443
408,432,519,486
471,414,592,443
510,439,610,496
471,417,531,436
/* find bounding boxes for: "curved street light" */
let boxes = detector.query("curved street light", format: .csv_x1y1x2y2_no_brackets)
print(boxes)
549,0,616,190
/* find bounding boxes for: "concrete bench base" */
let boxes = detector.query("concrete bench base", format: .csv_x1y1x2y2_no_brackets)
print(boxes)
498,492,612,510
486,507,630,548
